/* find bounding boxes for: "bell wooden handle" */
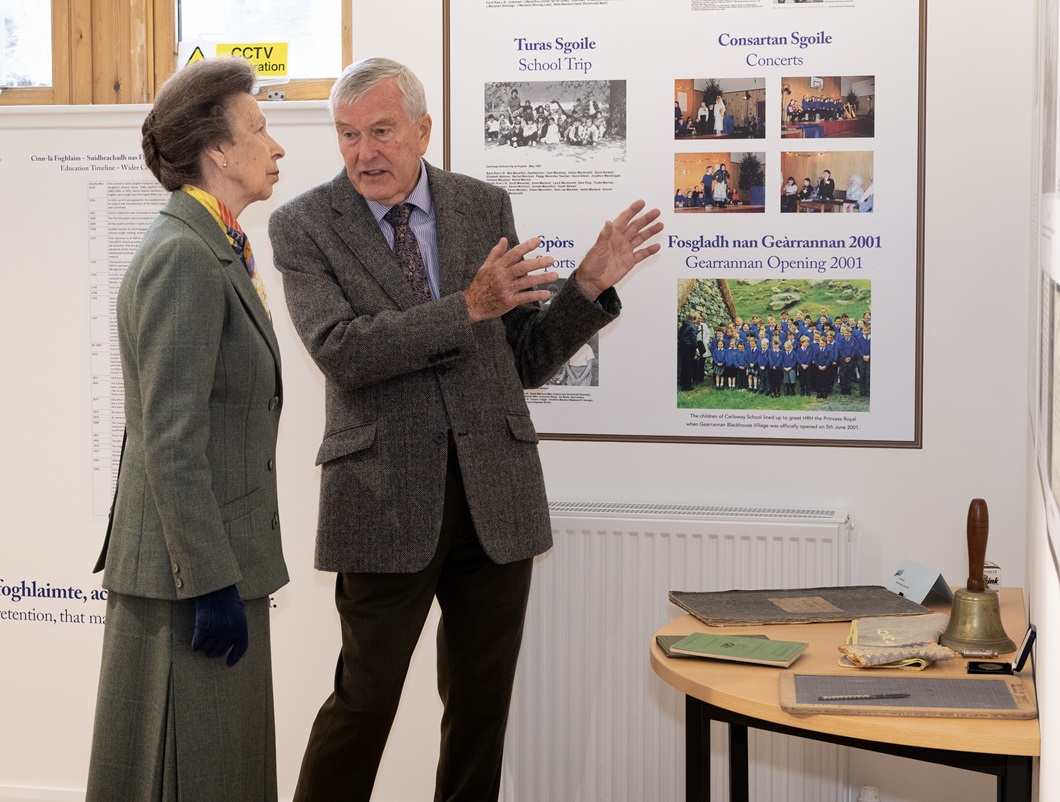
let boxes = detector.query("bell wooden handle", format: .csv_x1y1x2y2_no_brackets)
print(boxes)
966,498,988,592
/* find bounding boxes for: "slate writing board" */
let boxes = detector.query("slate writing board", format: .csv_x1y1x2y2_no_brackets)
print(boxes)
779,673,1037,719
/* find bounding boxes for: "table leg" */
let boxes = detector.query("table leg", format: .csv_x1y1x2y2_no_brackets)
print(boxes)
728,723,749,802
998,755,1033,802
685,696,710,802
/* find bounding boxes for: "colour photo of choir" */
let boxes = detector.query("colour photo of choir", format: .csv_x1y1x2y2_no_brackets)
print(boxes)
677,279,871,411
781,75,875,139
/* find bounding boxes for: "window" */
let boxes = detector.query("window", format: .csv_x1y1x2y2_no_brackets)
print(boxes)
1,1,52,88
0,0,349,106
179,0,341,81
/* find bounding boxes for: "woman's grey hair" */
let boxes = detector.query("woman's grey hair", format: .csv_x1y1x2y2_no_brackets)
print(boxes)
329,57,428,123
141,58,257,191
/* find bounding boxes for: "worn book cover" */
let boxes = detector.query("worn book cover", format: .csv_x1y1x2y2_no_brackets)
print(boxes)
665,632,808,667
669,585,929,627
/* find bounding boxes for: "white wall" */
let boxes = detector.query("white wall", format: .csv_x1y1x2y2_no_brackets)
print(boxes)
0,3,1037,801
347,1,1037,800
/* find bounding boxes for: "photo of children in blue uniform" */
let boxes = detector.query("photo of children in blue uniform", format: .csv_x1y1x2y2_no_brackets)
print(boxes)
677,278,871,411
780,75,875,139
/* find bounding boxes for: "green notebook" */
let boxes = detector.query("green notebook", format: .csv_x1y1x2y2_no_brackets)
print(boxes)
664,631,808,667
656,633,769,658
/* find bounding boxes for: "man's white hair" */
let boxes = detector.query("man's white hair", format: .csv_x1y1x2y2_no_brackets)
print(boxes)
329,57,428,123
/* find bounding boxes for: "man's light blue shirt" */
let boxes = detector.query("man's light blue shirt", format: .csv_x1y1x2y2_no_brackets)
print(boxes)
367,159,441,300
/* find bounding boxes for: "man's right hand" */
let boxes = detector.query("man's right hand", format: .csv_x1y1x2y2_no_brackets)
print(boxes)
464,237,558,323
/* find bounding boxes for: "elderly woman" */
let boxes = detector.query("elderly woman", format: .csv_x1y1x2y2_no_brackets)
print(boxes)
86,57,288,802
859,176,875,212
843,174,864,212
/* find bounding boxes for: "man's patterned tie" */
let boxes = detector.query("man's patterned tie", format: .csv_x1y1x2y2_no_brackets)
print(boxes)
384,203,431,304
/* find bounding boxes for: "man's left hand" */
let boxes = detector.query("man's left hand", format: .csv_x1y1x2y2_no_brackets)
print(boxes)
572,200,663,301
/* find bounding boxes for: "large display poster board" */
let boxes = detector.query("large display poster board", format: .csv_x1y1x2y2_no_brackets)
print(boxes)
447,0,924,446
1033,0,1060,563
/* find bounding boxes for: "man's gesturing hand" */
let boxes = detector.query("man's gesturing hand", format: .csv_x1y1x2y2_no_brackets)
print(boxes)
464,236,559,323
571,200,664,302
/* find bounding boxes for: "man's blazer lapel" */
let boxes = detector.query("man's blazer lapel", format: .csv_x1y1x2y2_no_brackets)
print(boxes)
425,165,474,298
327,171,420,310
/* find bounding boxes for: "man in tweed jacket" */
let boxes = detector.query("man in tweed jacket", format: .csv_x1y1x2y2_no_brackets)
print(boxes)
269,57,661,801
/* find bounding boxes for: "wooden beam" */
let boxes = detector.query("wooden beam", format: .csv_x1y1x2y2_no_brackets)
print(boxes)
69,0,94,104
90,0,150,103
49,0,71,103
342,0,353,68
150,0,176,98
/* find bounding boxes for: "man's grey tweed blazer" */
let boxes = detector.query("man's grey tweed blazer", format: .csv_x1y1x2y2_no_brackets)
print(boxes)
269,163,619,573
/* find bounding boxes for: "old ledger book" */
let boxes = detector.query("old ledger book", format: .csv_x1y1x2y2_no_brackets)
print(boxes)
669,585,929,627
664,632,808,667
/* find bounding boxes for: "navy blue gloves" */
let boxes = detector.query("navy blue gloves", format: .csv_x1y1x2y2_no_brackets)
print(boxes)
192,584,248,666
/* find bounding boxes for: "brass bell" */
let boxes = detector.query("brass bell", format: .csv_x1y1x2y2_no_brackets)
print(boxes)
939,499,1016,654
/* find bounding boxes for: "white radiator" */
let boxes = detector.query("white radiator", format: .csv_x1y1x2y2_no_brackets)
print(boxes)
501,502,854,802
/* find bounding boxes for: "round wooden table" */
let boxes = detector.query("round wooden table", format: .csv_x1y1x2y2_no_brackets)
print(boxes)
650,587,1038,801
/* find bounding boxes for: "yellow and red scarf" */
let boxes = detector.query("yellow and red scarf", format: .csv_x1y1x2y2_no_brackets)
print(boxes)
182,185,270,318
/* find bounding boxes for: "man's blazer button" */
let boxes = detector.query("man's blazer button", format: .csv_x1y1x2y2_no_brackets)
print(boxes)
433,432,446,445
174,577,184,589
437,364,449,375
267,458,275,471
171,563,180,574
272,511,280,529
268,396,279,410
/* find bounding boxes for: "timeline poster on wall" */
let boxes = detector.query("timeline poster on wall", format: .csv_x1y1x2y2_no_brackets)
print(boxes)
446,0,924,446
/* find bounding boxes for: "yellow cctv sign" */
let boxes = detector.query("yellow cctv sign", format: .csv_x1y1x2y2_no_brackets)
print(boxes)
216,43,288,76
